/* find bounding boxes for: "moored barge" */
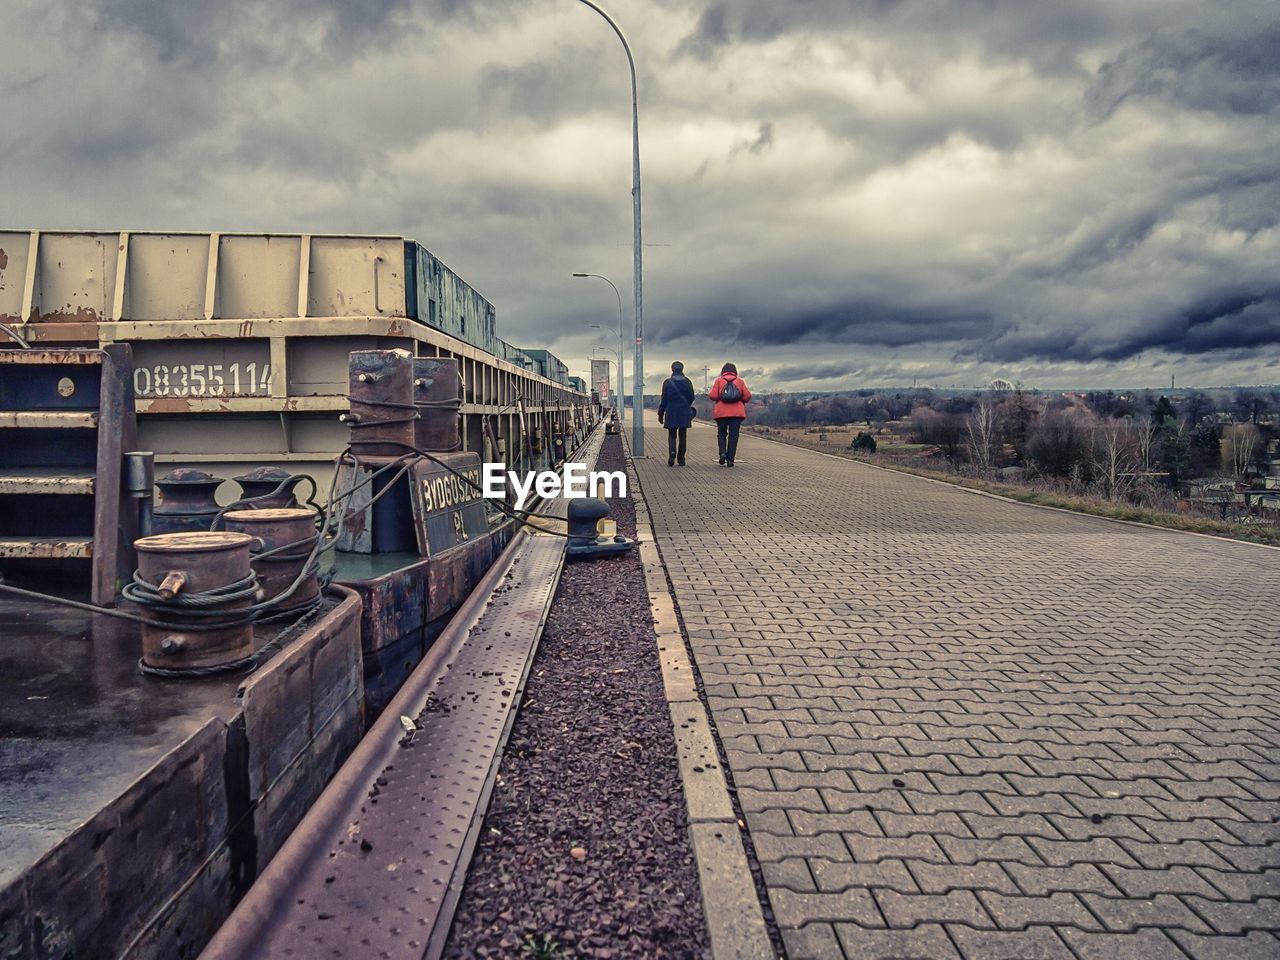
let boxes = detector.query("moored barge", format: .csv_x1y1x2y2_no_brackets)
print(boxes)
0,230,598,959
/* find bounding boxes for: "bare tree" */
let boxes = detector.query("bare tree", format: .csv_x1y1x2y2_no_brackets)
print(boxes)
1091,418,1135,500
1224,423,1260,478
966,397,997,476
1134,414,1156,472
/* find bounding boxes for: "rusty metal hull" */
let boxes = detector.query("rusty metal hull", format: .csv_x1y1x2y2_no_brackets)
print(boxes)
335,520,515,722
195,426,601,960
0,586,364,960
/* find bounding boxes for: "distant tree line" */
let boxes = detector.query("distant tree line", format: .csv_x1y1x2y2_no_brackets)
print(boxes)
753,386,1280,497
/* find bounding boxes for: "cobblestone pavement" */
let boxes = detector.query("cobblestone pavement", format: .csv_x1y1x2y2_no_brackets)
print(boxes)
632,416,1280,960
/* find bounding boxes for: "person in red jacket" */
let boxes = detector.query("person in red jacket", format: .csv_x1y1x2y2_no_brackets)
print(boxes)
707,362,752,466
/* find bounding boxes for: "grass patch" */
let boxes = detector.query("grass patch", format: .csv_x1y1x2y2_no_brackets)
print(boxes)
521,934,564,959
748,429,1280,548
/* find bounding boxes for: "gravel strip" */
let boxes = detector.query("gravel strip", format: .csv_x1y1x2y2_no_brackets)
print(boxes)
445,435,711,960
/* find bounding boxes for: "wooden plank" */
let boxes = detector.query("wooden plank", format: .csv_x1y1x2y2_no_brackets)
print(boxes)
0,469,94,495
0,537,93,559
0,350,102,364
0,411,98,428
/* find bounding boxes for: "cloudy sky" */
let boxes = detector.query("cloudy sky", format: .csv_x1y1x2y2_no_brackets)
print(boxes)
4,0,1278,391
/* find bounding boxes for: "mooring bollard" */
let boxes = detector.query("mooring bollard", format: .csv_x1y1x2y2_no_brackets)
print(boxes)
152,469,226,534
233,466,304,508
132,531,258,671
222,507,320,610
566,497,635,560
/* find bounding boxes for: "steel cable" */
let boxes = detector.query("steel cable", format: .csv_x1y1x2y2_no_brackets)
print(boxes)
0,421,604,658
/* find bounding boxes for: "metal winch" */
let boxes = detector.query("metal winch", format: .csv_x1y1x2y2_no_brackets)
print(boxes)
233,467,306,508
152,469,226,534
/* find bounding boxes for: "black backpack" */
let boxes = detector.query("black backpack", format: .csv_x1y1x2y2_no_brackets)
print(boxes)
720,378,742,403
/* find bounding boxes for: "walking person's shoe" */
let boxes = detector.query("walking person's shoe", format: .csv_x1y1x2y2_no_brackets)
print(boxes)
668,454,676,467
718,456,726,465
727,460,735,467
677,458,685,466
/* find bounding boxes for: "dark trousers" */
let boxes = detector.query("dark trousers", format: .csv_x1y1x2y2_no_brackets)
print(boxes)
667,427,687,463
716,418,743,463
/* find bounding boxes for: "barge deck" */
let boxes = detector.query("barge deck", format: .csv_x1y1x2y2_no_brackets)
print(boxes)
0,588,364,959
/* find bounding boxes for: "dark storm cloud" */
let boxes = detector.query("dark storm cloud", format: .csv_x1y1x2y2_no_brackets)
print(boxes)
67,0,451,64
771,361,864,382
70,0,229,65
681,0,1115,67
1178,295,1280,354
1087,20,1280,119
971,291,1280,364
4,0,1279,390
737,301,993,349
480,52,622,126
231,117,370,180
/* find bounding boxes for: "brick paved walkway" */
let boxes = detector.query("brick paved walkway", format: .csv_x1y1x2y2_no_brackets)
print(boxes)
633,416,1280,960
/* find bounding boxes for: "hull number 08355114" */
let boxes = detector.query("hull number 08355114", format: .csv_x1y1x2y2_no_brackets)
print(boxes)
133,362,272,398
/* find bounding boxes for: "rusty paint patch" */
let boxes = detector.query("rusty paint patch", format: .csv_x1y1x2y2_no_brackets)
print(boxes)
140,397,195,413
0,349,102,364
27,306,101,325
2,322,98,344
0,537,93,559
344,510,367,539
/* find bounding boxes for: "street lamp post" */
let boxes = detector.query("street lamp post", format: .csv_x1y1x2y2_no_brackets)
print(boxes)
574,272,625,426
575,0,644,456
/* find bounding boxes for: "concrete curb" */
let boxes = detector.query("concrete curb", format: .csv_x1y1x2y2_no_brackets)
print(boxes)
622,434,777,960
746,429,1280,553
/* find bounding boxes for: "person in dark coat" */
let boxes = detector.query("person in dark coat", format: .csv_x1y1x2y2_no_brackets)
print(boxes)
657,360,696,466
707,361,751,466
